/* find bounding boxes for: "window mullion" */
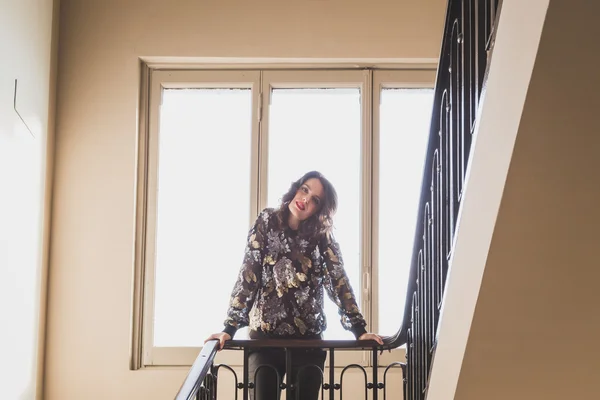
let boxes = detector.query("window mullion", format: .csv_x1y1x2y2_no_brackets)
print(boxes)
360,69,374,366
250,70,263,222
257,70,270,212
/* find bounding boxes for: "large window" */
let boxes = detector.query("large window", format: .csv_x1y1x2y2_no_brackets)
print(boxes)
136,68,434,367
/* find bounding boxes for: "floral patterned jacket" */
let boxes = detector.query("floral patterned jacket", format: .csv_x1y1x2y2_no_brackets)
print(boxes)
223,208,367,339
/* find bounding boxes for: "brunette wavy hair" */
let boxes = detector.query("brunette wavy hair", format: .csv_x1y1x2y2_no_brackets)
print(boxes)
275,171,338,238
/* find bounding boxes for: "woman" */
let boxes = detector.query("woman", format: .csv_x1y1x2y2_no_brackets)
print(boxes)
205,171,382,400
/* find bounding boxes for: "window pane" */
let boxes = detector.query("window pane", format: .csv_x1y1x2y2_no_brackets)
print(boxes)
378,88,434,336
153,88,252,346
267,88,361,340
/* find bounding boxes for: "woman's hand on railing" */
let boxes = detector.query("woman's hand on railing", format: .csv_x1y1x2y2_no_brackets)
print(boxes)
358,332,384,345
204,332,231,351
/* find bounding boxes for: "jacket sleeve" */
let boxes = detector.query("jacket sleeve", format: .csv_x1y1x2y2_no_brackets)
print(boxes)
321,232,367,339
222,210,267,337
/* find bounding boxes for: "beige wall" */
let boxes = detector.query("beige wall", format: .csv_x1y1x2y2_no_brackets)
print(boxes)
0,0,58,399
46,0,446,398
454,1,600,399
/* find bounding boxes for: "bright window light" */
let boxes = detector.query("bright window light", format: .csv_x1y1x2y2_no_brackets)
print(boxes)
153,88,252,346
378,88,433,336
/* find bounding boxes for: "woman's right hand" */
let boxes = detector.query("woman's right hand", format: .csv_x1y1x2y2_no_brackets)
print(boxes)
204,332,232,351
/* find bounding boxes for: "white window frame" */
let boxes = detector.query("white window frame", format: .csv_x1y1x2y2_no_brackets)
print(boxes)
132,65,436,369
138,70,262,368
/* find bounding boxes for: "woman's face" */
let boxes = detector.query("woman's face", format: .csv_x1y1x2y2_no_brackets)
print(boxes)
288,177,325,222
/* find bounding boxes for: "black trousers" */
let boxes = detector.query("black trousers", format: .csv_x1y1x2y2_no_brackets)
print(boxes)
247,347,327,400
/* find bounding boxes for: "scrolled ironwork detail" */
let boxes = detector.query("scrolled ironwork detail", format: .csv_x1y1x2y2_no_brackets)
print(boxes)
397,1,501,399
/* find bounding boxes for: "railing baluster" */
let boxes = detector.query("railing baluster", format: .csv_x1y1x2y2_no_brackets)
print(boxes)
285,348,292,399
328,348,335,400
243,347,249,400
372,348,379,400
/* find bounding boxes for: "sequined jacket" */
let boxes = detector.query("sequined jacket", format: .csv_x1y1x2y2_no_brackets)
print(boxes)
222,208,367,339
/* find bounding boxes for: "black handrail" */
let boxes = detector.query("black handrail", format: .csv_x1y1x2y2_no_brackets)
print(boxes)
225,338,388,350
175,340,219,400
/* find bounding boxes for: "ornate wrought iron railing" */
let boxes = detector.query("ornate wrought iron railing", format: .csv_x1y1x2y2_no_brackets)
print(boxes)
176,0,501,399
392,0,501,399
176,339,391,400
